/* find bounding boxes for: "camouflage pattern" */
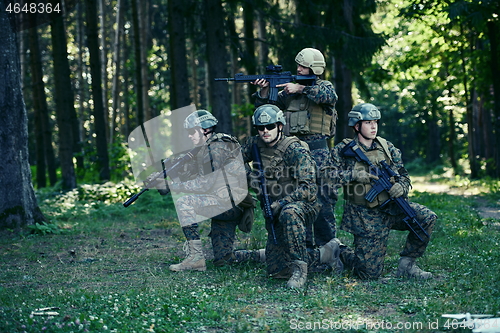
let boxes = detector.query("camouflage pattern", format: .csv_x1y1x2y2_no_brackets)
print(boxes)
242,135,321,276
329,137,437,279
169,133,245,196
254,78,338,139
184,110,218,129
308,146,336,248
170,132,256,266
254,78,338,248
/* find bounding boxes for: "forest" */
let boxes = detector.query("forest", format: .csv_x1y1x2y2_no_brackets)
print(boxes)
1,0,499,209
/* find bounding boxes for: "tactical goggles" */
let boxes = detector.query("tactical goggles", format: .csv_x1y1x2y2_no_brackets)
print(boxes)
186,128,198,135
256,123,277,131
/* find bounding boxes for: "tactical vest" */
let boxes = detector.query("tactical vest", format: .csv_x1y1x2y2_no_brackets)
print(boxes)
197,133,246,203
256,136,309,202
343,137,393,208
284,94,332,136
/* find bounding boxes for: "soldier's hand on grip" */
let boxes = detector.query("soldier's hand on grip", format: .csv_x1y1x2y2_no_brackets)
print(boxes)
270,201,282,217
388,183,404,198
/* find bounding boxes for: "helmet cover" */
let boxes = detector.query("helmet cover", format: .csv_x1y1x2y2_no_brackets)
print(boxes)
252,104,286,126
348,103,381,127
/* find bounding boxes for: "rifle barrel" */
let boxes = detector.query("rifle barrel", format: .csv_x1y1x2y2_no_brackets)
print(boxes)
123,188,149,207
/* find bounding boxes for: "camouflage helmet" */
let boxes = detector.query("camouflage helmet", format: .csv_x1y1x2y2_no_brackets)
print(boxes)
252,104,286,126
184,110,218,129
348,103,381,127
295,48,326,75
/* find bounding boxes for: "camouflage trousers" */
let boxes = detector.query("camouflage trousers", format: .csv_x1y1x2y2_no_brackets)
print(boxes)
306,146,336,247
266,201,319,276
340,201,437,279
179,195,259,265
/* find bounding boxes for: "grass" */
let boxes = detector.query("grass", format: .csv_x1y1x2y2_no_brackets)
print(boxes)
0,180,499,332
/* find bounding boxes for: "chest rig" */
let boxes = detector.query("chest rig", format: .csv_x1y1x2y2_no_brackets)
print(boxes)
284,94,332,136
343,137,393,208
255,136,307,201
196,133,245,199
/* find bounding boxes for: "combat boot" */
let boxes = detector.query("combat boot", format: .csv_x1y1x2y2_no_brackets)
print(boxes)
286,260,308,289
319,238,344,273
169,240,206,272
396,256,432,279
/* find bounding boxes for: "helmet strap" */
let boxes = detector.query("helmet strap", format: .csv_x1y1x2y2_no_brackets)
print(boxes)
268,123,283,145
203,127,215,137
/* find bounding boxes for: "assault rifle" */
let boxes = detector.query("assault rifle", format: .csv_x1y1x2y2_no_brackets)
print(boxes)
123,146,202,207
215,65,316,102
251,143,277,244
340,140,430,242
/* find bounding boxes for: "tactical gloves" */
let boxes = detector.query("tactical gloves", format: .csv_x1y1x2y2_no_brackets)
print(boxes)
388,183,404,198
270,201,282,217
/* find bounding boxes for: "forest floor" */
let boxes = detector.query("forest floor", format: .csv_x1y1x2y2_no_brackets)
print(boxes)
412,176,500,221
1,177,499,332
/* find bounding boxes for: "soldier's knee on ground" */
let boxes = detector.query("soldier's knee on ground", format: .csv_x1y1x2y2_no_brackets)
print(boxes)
354,263,384,280
213,253,235,267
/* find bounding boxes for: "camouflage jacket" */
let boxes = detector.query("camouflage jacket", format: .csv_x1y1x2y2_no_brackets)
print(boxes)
329,136,411,197
253,78,338,141
241,135,318,208
169,133,245,195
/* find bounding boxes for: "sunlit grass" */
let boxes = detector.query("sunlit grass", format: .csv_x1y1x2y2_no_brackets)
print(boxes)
0,181,499,332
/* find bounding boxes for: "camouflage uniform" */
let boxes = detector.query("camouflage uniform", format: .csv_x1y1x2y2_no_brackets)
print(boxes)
254,77,338,248
170,133,259,265
329,137,437,279
241,135,321,276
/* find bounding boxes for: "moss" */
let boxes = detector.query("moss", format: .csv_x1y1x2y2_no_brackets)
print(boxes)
0,205,46,231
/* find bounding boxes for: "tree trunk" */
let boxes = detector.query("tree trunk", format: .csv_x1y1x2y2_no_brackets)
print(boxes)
50,11,77,189
448,107,457,171
487,20,500,178
75,2,86,178
243,1,256,101
123,34,132,138
334,57,353,142
137,0,150,121
28,24,58,188
226,9,241,106
427,104,441,163
131,0,144,126
110,0,125,144
0,5,46,230
205,0,232,134
257,10,269,72
86,0,110,181
99,0,109,137
189,40,199,106
168,0,191,109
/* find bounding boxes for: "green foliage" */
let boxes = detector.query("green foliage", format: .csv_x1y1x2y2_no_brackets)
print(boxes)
2,180,499,332
27,222,64,235
77,137,132,183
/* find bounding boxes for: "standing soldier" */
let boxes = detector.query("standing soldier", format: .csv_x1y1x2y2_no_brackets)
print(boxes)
167,110,262,272
252,48,338,251
329,103,437,279
242,104,343,289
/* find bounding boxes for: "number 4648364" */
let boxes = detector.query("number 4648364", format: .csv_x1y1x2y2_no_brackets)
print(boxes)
5,2,61,14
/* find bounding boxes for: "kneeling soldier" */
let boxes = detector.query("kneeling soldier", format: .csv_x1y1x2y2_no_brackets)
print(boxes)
329,103,437,279
242,104,343,289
